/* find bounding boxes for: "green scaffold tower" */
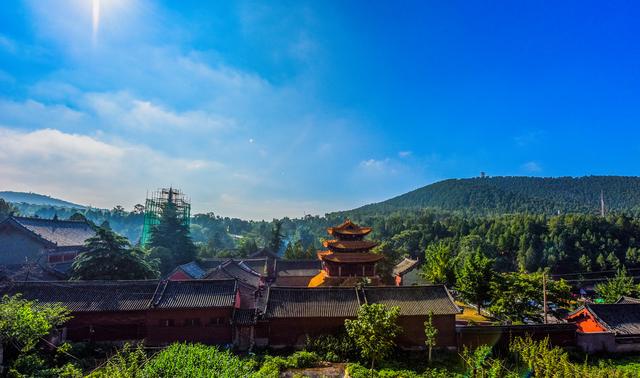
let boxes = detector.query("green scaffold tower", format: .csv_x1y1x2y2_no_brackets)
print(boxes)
140,188,191,246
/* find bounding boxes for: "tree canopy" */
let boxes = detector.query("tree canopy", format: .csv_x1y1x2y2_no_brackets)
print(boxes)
345,303,401,371
70,227,158,280
148,200,197,274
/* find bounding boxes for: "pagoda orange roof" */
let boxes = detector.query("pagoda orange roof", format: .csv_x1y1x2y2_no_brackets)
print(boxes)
320,252,383,264
327,219,372,236
323,240,379,251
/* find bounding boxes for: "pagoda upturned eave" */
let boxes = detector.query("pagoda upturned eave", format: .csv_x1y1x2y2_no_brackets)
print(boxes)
322,239,378,252
327,219,372,237
319,252,383,264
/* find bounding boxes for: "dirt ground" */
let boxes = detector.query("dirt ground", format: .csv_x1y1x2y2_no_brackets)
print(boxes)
281,362,347,378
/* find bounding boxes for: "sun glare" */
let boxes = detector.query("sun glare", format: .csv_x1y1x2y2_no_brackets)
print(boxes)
92,0,100,45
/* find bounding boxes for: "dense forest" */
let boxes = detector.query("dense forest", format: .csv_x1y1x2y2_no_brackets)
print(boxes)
337,176,640,217
5,175,640,277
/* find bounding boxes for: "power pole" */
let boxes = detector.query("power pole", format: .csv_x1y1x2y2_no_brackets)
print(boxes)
543,271,548,324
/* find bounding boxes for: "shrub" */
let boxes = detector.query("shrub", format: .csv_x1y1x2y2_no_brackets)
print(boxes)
304,333,359,362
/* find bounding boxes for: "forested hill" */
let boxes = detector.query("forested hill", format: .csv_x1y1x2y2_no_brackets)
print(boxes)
336,176,640,216
0,191,86,209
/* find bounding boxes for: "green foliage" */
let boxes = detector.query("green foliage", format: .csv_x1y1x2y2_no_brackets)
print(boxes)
372,240,404,282
595,268,639,303
337,176,640,216
254,351,320,377
345,303,402,371
460,345,512,378
422,241,454,285
0,295,71,353
269,220,284,254
8,353,82,378
284,239,315,259
70,227,158,280
346,363,454,378
488,272,571,323
0,198,17,219
304,332,359,362
456,250,493,314
148,200,197,274
510,336,636,378
424,312,438,363
89,343,257,378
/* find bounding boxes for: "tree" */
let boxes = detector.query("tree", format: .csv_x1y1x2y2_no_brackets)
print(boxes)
345,303,401,372
489,272,571,323
457,250,493,314
238,238,259,257
0,295,70,353
269,220,284,254
0,198,16,220
71,227,158,280
424,311,438,363
371,241,403,282
421,241,454,285
595,268,637,303
148,200,197,274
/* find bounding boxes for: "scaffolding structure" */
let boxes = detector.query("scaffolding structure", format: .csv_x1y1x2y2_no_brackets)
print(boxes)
140,188,191,246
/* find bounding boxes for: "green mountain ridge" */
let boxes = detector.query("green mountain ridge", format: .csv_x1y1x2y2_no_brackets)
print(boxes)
335,176,640,216
0,191,86,209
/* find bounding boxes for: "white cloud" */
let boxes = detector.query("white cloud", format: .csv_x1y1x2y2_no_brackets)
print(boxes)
398,150,412,158
521,161,542,173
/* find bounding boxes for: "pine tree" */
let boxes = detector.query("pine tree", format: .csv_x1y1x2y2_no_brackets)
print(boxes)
148,200,197,274
71,227,158,280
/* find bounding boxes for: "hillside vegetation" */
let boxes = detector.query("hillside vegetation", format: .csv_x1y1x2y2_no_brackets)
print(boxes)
336,176,640,217
0,191,85,209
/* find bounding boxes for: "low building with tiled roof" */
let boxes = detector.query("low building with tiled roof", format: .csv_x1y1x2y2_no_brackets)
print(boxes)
0,216,96,269
567,303,640,353
273,259,322,286
0,279,240,345
392,257,419,285
263,285,460,349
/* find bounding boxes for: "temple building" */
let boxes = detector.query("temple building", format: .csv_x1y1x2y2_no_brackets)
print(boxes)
308,220,382,286
319,219,382,277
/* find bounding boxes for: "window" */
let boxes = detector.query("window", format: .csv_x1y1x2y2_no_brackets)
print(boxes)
159,319,175,327
208,317,225,326
184,318,201,327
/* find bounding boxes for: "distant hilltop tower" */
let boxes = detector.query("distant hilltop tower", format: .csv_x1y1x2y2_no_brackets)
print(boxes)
140,188,191,246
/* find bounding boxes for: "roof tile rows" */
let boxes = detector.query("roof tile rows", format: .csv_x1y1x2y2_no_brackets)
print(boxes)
275,260,322,277
584,303,640,335
266,286,361,318
265,285,460,318
8,216,96,247
0,279,237,312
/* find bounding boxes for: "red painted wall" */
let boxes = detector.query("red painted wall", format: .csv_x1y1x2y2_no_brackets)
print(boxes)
145,308,234,345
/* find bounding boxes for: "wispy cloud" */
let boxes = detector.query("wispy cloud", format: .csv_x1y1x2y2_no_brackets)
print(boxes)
521,161,542,173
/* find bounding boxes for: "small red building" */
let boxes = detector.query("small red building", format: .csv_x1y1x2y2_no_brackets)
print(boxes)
566,301,640,353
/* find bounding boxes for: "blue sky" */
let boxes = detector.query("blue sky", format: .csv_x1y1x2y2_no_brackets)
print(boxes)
1,1,640,219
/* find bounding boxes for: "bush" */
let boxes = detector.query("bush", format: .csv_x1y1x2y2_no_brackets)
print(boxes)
304,333,359,362
346,363,454,378
253,351,320,377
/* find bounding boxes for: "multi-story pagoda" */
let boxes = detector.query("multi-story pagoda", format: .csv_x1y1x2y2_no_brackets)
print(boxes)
318,219,382,277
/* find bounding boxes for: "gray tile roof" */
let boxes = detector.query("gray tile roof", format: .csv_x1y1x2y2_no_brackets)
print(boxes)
0,281,158,311
10,216,95,247
275,260,322,277
392,257,419,277
234,309,257,325
151,279,237,309
363,285,461,316
204,260,262,288
265,287,361,318
616,296,640,304
587,304,640,335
